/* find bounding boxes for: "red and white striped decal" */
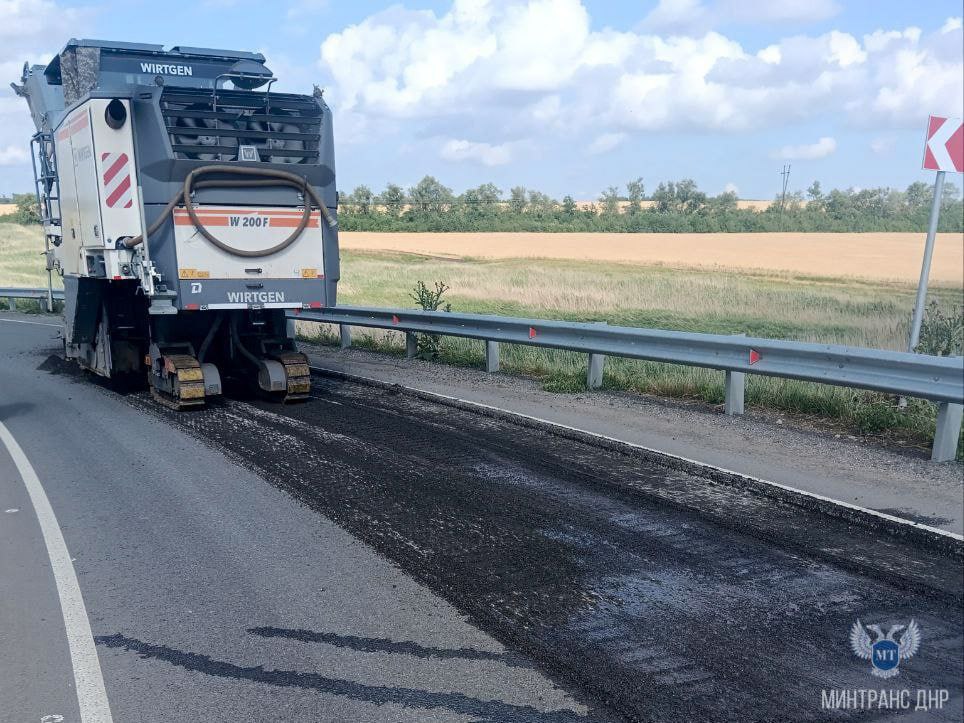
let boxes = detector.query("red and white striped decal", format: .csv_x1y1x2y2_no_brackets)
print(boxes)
101,152,133,209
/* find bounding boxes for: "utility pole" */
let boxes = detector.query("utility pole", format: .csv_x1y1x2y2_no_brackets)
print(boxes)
779,164,791,230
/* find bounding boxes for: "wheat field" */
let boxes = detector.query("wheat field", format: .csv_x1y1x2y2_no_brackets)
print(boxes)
340,231,964,285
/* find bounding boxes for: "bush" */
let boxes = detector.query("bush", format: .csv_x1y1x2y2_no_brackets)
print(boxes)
10,193,42,225
409,280,451,359
915,300,963,357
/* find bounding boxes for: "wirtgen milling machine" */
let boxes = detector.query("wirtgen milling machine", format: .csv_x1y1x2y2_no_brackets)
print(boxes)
14,39,339,408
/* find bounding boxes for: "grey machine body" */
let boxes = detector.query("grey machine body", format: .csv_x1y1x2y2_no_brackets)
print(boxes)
16,39,339,406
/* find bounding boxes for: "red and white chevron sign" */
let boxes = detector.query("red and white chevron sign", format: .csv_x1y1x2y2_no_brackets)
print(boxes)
101,152,133,208
922,116,963,173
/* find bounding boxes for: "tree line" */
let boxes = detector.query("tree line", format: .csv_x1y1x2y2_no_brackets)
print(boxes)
5,178,963,232
337,176,964,233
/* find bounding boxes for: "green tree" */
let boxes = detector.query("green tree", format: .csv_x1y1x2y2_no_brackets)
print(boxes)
379,183,405,218
600,186,621,215
561,195,577,216
942,181,960,208
12,193,41,224
905,182,931,210
824,188,854,221
527,190,557,214
675,179,706,213
806,181,825,212
349,185,374,215
651,182,676,213
626,177,644,214
509,186,528,214
806,180,823,201
710,190,738,212
408,176,453,214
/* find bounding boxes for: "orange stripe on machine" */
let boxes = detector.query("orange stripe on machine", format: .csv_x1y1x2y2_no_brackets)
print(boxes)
172,209,321,228
56,111,90,141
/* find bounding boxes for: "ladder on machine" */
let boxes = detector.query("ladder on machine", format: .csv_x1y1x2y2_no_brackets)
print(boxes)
30,131,61,312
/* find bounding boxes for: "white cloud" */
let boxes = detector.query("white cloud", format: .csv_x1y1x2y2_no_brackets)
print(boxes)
757,44,781,64
319,1,963,148
724,181,739,194
0,0,93,56
587,132,626,155
440,138,512,166
771,136,837,160
0,1,95,185
942,17,962,33
0,144,28,166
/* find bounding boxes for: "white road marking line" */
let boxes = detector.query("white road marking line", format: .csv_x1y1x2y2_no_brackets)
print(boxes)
0,421,113,723
5,507,19,513
0,318,60,328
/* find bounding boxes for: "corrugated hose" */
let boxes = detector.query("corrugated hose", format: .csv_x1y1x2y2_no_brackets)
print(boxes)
123,165,336,258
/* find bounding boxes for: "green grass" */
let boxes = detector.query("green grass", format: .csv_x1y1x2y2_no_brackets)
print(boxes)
0,223,60,289
3,223,961,456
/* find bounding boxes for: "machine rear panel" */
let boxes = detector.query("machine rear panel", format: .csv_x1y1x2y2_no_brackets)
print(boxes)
17,38,339,407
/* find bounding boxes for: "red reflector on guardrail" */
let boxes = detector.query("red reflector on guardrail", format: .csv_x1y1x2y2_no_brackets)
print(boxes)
749,349,761,365
529,327,537,338
392,315,400,324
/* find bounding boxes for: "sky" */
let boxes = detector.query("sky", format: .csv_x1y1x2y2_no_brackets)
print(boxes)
1,0,962,200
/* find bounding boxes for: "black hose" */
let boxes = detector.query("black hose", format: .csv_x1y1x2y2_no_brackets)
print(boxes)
124,165,336,257
229,315,262,367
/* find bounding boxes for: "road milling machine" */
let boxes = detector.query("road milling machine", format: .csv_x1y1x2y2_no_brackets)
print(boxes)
13,39,339,408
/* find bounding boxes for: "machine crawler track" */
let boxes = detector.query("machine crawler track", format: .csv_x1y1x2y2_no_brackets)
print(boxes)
272,351,311,403
150,354,207,410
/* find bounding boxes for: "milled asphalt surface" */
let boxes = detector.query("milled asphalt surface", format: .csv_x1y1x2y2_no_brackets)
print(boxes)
293,339,964,534
2,311,963,722
0,314,593,723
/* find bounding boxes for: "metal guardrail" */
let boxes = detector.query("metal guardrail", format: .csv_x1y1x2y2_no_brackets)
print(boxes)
296,306,964,403
292,306,964,462
2,288,961,461
0,286,62,304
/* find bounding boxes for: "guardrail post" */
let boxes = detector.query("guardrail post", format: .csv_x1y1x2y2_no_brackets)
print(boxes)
339,324,351,349
587,353,605,389
405,332,417,359
724,371,745,416
586,321,607,390
6,297,14,312
725,332,747,416
932,402,963,462
485,340,500,372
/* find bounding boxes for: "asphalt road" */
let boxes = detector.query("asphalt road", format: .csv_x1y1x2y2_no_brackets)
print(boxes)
0,315,593,723
1,312,962,722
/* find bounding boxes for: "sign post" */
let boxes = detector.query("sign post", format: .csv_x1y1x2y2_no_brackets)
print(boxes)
908,116,963,352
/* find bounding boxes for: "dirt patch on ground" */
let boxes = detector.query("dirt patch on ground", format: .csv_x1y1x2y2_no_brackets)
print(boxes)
340,231,964,284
